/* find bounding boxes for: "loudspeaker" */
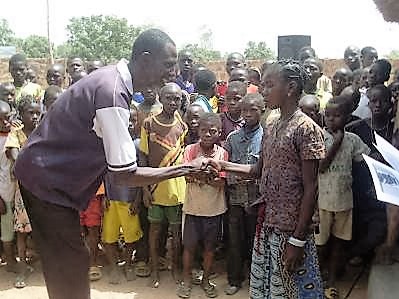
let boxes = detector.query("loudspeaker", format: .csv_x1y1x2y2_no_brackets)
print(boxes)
278,35,311,60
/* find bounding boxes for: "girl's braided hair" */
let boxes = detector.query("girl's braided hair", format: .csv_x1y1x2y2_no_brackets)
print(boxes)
268,59,311,96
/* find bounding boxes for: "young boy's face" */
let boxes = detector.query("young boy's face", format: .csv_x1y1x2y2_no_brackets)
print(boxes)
10,61,27,86
199,120,221,148
303,60,321,85
44,92,61,111
324,103,346,132
299,97,320,123
142,88,157,104
159,89,182,116
368,89,391,119
185,106,203,134
47,68,64,87
0,85,16,106
360,69,369,89
344,48,361,71
22,103,41,129
226,56,245,76
68,58,84,74
225,87,244,115
362,50,378,68
26,68,37,83
332,71,350,96
178,53,193,77
369,64,385,87
0,106,12,133
229,69,248,85
241,100,262,127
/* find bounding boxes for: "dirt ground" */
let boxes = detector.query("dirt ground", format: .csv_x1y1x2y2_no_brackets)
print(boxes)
0,259,368,299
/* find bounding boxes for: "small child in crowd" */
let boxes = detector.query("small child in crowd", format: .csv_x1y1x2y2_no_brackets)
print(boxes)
332,68,353,97
299,94,323,126
6,95,41,288
229,68,258,94
0,82,16,110
0,100,18,275
137,87,163,128
178,113,228,299
103,105,143,284
193,70,217,113
317,96,370,298
43,85,63,113
184,103,205,146
224,93,264,295
220,81,246,144
140,83,187,287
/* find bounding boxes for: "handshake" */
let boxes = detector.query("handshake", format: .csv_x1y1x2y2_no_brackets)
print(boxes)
187,157,221,184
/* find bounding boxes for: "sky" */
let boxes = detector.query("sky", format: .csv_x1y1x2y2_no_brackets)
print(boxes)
2,0,399,59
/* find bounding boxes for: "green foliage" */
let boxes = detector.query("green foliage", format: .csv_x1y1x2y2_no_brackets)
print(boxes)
244,41,275,60
0,19,15,46
387,50,399,60
180,44,221,63
65,15,145,63
20,35,50,58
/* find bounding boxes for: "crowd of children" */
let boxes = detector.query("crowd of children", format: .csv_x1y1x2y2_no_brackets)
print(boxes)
0,41,399,299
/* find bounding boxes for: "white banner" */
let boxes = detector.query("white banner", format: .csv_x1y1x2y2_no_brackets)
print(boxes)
363,154,399,206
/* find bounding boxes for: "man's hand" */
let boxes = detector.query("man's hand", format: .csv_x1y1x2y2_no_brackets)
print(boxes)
282,243,304,273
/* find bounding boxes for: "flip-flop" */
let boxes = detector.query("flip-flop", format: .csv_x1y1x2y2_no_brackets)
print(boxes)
135,261,151,277
324,287,339,299
201,280,218,298
89,266,102,281
14,265,34,289
177,282,192,298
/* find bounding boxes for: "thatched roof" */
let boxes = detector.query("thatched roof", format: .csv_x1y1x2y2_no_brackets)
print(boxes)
373,0,399,22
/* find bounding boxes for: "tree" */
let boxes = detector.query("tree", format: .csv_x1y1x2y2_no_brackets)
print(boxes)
65,15,145,63
244,41,275,60
386,50,399,60
20,35,50,58
0,19,15,46
180,44,221,63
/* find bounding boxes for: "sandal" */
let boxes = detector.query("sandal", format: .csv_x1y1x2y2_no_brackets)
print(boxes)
14,265,34,289
135,261,151,277
191,269,203,285
125,264,136,281
324,287,339,299
89,266,102,281
177,282,192,298
201,280,218,298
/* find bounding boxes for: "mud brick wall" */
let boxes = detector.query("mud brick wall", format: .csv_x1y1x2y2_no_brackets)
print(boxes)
1,58,398,87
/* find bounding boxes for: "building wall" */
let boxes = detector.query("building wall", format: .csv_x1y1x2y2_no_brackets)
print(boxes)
1,58,398,88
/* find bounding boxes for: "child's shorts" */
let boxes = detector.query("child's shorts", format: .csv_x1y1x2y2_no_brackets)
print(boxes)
183,214,222,251
1,200,15,242
315,209,352,246
79,195,103,227
102,200,142,244
147,204,182,225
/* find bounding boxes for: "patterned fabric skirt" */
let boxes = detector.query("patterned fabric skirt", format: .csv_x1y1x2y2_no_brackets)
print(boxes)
250,225,323,299
14,185,32,233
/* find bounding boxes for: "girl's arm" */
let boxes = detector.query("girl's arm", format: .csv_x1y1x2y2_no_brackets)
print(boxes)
293,159,319,240
219,155,263,179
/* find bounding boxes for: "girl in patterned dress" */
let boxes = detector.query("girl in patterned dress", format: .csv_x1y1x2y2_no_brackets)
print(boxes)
6,95,42,288
218,60,326,299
